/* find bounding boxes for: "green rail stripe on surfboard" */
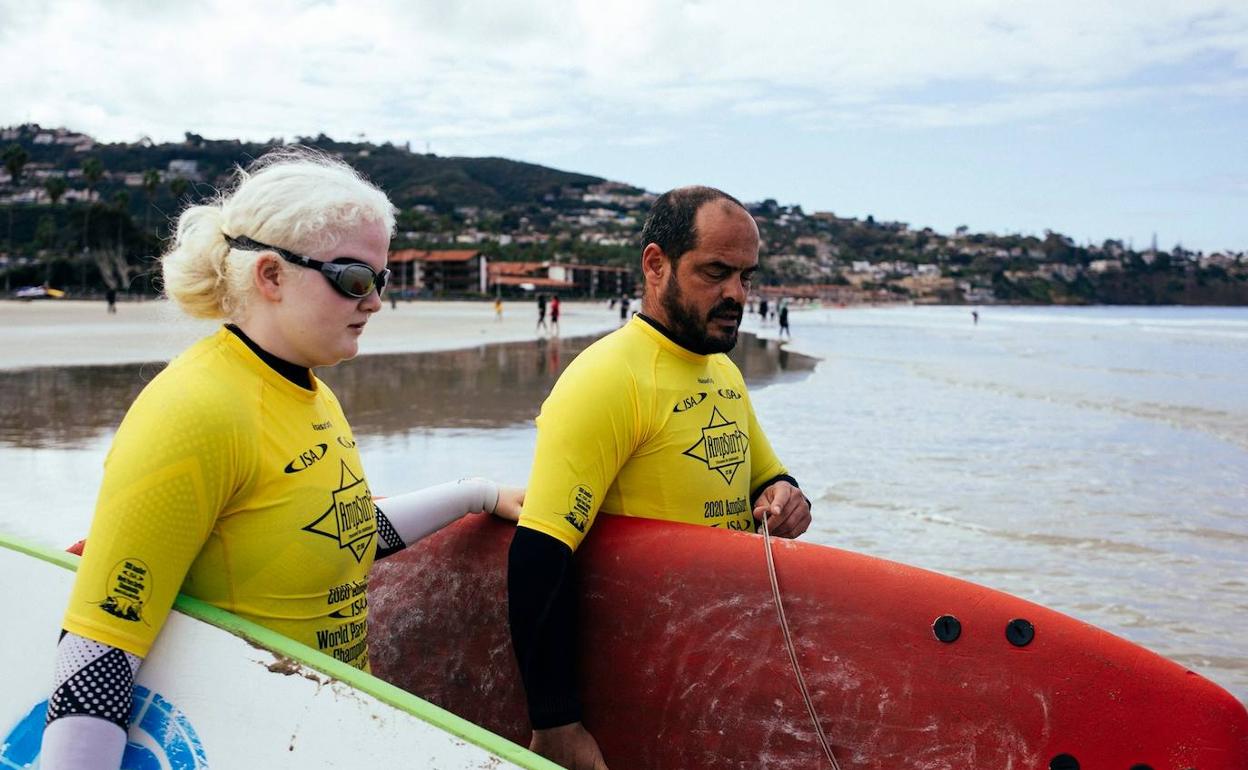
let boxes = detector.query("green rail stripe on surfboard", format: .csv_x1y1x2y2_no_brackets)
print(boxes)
0,532,560,770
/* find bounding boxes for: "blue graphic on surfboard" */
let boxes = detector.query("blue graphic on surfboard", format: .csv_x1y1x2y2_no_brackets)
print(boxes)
0,685,208,769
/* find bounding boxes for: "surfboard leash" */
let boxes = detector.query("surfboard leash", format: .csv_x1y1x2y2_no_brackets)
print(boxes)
761,514,842,770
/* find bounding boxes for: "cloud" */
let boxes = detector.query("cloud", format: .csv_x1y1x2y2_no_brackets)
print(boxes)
2,0,1244,147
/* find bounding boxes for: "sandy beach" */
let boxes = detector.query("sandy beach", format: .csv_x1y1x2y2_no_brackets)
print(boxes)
0,298,623,370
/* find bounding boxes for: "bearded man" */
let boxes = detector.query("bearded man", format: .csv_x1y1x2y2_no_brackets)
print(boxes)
508,186,813,769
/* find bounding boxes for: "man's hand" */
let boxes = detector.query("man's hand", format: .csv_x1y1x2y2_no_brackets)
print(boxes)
530,722,609,770
490,486,525,522
752,481,811,539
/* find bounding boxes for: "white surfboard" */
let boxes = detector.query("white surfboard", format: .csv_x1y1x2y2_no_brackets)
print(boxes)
0,534,558,770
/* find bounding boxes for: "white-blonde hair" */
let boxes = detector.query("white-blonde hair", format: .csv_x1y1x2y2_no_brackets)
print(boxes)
161,147,396,320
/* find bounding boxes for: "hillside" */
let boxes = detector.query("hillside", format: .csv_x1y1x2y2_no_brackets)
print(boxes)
3,126,604,211
1,124,1245,304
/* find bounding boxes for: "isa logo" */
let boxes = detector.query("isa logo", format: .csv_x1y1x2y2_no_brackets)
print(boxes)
0,686,209,769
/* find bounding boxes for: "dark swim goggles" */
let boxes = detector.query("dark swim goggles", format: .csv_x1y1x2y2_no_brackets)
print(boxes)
225,235,390,299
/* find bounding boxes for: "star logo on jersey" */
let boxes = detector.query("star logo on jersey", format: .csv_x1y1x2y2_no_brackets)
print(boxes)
682,405,749,484
302,459,376,562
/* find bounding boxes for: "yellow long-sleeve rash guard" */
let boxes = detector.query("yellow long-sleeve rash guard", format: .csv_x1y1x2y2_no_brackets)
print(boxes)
63,328,377,669
518,316,788,550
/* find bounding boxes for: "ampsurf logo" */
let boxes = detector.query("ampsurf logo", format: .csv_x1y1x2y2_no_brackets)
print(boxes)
302,459,377,562
682,406,750,484
1,685,209,768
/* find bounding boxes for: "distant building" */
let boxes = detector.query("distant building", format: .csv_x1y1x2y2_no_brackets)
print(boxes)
489,262,574,296
166,159,201,181
546,263,634,298
389,249,487,295
960,282,996,303
1042,263,1080,282
1198,254,1237,269
485,260,634,298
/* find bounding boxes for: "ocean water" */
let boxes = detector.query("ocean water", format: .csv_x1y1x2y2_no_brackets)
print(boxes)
1,305,1244,705
746,304,1248,704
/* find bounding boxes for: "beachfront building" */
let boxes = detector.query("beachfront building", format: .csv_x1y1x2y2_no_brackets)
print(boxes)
421,250,488,295
489,261,574,297
388,249,488,296
546,263,634,298
486,261,635,298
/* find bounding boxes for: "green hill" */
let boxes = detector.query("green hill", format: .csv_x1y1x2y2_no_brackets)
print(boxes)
5,126,603,212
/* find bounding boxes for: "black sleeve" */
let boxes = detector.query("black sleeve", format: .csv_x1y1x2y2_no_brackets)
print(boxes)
507,526,583,729
750,473,808,508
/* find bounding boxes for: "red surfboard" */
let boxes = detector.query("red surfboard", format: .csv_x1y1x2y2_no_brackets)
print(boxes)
369,514,1248,770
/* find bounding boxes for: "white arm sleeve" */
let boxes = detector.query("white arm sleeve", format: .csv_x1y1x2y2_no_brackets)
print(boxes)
41,630,142,770
41,715,127,770
377,477,500,546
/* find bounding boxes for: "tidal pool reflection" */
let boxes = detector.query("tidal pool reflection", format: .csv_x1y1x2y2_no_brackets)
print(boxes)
0,332,815,449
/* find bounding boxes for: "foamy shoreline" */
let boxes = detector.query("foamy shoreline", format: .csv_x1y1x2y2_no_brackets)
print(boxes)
0,298,623,370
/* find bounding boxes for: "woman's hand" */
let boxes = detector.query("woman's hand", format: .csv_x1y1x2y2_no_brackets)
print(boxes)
491,485,525,522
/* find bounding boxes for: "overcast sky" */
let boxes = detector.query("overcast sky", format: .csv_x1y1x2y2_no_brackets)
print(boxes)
3,0,1245,251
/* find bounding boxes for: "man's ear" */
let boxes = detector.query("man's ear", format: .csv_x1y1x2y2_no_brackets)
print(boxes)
641,243,668,288
253,253,285,301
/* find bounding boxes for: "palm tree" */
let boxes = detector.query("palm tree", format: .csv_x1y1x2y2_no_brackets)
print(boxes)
80,156,104,254
142,169,160,235
76,157,106,291
44,177,67,205
169,176,190,203
2,144,29,292
112,189,130,251
2,143,27,187
4,143,30,253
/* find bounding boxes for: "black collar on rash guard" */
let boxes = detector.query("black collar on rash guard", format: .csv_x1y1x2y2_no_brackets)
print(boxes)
635,312,690,349
224,324,314,390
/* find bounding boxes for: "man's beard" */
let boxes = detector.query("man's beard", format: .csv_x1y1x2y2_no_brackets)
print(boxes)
659,275,743,355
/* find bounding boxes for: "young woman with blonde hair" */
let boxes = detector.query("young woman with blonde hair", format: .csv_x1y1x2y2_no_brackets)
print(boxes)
40,147,520,769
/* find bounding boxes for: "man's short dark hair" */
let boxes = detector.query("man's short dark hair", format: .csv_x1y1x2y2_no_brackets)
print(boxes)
641,186,747,261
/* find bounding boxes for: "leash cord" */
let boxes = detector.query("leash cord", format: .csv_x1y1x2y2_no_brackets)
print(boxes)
761,514,842,769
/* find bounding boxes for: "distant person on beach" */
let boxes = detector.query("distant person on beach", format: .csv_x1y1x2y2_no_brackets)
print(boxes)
495,296,504,321
618,294,629,325
549,295,560,336
40,149,523,770
779,301,791,339
972,310,979,325
105,287,116,314
508,185,812,769
758,296,769,324
536,293,549,334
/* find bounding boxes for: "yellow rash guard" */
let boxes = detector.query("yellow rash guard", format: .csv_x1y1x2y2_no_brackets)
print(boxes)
62,328,378,669
518,315,788,550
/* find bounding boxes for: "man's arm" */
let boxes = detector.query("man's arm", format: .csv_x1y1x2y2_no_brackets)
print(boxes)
507,527,581,726
508,344,641,768
508,527,609,769
744,389,811,539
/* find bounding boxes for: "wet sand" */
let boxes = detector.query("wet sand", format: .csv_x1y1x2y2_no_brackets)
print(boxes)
0,298,621,370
